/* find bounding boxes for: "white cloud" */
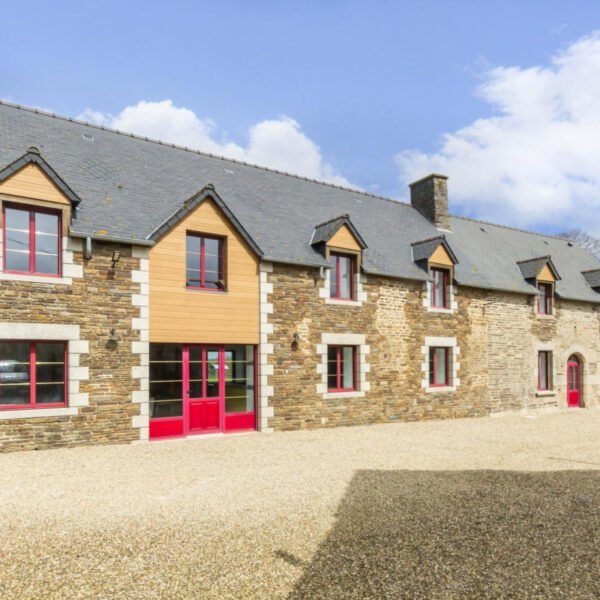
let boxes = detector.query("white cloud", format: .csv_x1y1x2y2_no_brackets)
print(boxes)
396,32,600,235
78,100,353,187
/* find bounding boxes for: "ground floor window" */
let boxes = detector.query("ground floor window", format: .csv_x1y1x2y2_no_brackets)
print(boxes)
327,345,357,392
429,347,450,387
538,351,553,391
149,343,256,438
0,341,66,408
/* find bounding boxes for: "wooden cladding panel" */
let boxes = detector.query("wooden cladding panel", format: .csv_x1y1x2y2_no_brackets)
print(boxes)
429,244,454,267
149,198,259,344
537,264,556,283
0,164,71,205
328,225,362,252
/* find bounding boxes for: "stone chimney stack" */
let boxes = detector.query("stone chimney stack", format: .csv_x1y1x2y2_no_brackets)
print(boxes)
409,174,449,230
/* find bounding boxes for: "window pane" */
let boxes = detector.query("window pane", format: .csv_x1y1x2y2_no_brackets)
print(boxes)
35,252,59,275
5,207,29,231
0,342,30,405
539,353,548,389
151,399,183,418
5,215,30,270
225,345,254,413
432,270,446,307
186,235,201,287
329,255,338,297
206,350,220,397
435,348,447,384
339,256,352,299
204,238,222,289
327,346,338,389
341,346,355,389
5,249,30,272
189,346,203,398
35,212,59,236
36,383,64,404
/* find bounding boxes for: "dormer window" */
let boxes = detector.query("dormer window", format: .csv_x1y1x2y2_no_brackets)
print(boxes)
3,204,61,276
329,252,355,300
186,233,226,291
431,267,450,309
537,282,553,315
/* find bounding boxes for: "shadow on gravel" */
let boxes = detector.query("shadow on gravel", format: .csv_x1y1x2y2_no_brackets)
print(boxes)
287,470,600,599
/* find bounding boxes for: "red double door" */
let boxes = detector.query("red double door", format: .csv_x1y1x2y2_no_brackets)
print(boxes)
567,359,581,408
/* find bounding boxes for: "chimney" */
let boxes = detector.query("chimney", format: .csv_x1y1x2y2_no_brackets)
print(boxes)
409,174,449,230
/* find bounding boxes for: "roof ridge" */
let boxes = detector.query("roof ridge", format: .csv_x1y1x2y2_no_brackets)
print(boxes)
313,213,350,229
0,100,413,208
516,255,552,264
450,213,574,243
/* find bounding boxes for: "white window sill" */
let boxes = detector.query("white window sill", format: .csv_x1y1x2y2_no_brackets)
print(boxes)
325,298,363,307
0,406,78,420
0,272,73,285
535,314,555,320
426,307,455,314
425,386,456,394
535,390,556,397
323,390,365,400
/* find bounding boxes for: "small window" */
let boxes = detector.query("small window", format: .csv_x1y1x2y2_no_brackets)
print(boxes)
0,341,67,408
186,233,225,290
537,283,553,315
538,351,553,391
431,268,450,309
3,204,61,276
329,253,355,300
429,347,450,387
327,346,357,392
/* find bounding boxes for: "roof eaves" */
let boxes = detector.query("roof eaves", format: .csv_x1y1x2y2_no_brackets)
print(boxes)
0,147,81,206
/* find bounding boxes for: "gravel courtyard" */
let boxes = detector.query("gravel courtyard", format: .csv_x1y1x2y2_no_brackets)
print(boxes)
1,411,599,599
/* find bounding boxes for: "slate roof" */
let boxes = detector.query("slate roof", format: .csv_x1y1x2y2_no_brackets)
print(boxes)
411,236,458,265
1,101,599,303
582,269,600,289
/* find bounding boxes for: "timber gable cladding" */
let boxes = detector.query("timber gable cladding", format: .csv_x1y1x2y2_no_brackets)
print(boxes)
0,101,599,451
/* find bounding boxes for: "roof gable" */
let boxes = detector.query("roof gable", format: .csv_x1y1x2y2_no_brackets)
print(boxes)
148,184,263,257
411,236,458,265
517,256,561,282
311,214,367,250
0,147,80,206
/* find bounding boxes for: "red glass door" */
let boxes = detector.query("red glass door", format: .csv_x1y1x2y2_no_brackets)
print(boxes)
185,346,223,434
567,360,580,408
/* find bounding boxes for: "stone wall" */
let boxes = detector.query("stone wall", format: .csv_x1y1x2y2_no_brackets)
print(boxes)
265,263,600,431
0,240,142,452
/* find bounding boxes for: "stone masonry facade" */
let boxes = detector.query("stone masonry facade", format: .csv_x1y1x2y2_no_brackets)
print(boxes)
263,263,600,431
0,240,144,452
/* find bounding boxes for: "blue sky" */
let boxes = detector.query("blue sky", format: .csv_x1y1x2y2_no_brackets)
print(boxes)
3,1,600,235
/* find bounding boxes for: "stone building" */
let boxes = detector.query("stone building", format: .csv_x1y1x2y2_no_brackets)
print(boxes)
0,101,598,451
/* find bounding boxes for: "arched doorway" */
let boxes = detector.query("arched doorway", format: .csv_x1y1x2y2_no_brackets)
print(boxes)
567,355,582,408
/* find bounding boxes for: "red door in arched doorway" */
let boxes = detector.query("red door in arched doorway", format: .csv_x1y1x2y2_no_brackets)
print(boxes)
567,356,581,408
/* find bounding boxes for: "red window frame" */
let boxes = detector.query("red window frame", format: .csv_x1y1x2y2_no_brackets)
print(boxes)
327,345,357,392
537,283,553,315
0,341,68,410
185,232,226,291
431,267,450,309
329,252,356,300
2,203,62,277
538,351,553,391
429,347,450,387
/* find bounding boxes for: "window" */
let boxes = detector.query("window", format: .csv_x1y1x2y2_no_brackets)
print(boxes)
329,253,355,300
149,344,183,418
327,346,357,392
538,351,553,391
537,283,553,315
0,341,66,408
3,204,61,276
224,345,256,414
431,268,450,309
186,233,225,290
429,347,450,387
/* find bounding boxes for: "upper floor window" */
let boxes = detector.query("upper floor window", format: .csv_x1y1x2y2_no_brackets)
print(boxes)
329,252,355,300
538,351,553,391
537,283,553,315
431,267,450,309
186,233,225,291
3,204,61,276
0,341,67,409
327,345,357,392
429,347,450,387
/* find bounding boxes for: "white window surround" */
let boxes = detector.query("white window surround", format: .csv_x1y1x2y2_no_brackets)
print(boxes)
0,232,83,285
421,336,460,393
319,268,367,306
317,333,370,399
423,274,457,313
0,322,90,420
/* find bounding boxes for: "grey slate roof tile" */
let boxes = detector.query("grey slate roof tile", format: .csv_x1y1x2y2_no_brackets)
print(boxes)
1,101,599,303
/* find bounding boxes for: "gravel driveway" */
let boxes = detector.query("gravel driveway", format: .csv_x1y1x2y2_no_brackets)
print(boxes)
1,410,599,599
